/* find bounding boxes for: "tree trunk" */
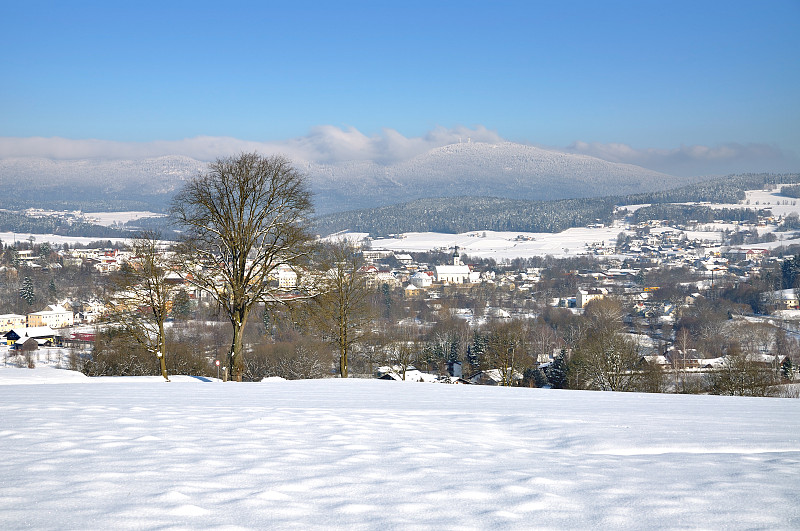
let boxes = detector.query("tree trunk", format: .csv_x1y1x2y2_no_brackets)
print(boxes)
229,308,248,382
157,322,170,382
339,341,348,378
339,317,348,378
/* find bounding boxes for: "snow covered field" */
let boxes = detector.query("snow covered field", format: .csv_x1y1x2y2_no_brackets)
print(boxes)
83,211,165,227
369,228,624,260
0,232,130,247
1,366,799,530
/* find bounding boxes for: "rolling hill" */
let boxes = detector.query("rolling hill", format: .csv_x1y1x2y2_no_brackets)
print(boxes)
1,141,693,215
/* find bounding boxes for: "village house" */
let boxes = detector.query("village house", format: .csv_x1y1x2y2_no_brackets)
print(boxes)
4,326,56,348
277,264,298,289
0,314,27,333
469,368,523,386
763,289,800,310
364,268,400,289
577,287,608,308
409,271,433,289
16,249,38,265
394,253,414,265
27,305,74,329
361,249,393,263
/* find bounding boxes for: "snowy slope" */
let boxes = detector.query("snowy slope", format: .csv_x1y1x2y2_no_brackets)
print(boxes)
1,367,798,529
368,228,627,260
309,142,689,214
1,142,691,215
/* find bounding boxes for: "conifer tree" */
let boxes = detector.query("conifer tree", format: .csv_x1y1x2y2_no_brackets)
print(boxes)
547,348,568,389
19,276,35,306
780,357,793,381
467,332,487,374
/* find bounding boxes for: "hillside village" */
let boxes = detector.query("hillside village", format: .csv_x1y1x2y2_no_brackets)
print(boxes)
2,189,800,395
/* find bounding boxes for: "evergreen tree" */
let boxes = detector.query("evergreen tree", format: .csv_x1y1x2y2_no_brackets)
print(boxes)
172,289,192,320
467,332,487,373
39,242,52,261
466,344,479,373
20,276,35,306
448,340,459,365
780,357,793,381
547,348,568,389
781,256,800,289
48,278,57,298
381,283,392,319
533,368,549,388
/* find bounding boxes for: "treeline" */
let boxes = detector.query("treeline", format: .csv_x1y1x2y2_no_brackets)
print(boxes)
0,211,129,238
314,173,800,237
779,184,800,199
630,204,770,225
314,196,618,236
623,172,800,205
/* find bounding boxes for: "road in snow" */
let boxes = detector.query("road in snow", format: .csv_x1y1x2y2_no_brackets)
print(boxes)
1,366,799,529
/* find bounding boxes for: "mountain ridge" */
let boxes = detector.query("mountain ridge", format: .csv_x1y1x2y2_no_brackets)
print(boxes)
1,141,696,214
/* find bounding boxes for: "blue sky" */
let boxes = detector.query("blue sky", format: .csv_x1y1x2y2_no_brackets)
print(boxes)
1,0,798,175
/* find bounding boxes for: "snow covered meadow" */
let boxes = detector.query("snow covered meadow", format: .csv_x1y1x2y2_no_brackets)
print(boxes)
1,366,799,529
368,227,625,261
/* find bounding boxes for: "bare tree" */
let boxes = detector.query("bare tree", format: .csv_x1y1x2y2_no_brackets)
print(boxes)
486,321,530,386
172,153,313,381
573,297,642,392
706,344,778,397
384,325,421,381
311,240,376,378
106,232,174,381
673,327,693,393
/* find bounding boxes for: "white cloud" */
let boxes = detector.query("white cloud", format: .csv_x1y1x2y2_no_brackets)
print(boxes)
0,125,505,164
1,128,795,177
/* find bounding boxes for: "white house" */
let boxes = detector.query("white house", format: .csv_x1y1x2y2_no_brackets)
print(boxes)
277,265,298,289
410,271,433,288
27,305,74,329
763,289,800,310
577,288,608,308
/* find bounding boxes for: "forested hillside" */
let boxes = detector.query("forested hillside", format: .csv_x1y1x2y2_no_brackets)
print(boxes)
313,173,800,236
313,196,617,236
0,211,127,238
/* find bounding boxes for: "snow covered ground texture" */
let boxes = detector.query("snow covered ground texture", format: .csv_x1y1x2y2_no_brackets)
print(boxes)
369,228,624,260
1,367,799,530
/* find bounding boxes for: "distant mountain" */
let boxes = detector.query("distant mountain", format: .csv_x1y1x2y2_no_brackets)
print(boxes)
0,155,205,211
0,142,694,214
304,142,691,214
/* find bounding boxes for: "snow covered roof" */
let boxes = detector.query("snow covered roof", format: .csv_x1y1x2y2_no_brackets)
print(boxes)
435,265,470,274
5,326,56,340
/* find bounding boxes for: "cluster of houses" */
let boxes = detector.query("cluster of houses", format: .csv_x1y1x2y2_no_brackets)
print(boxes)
0,302,101,350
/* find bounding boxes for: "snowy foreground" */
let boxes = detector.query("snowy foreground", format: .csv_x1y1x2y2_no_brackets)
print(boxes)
1,367,799,530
